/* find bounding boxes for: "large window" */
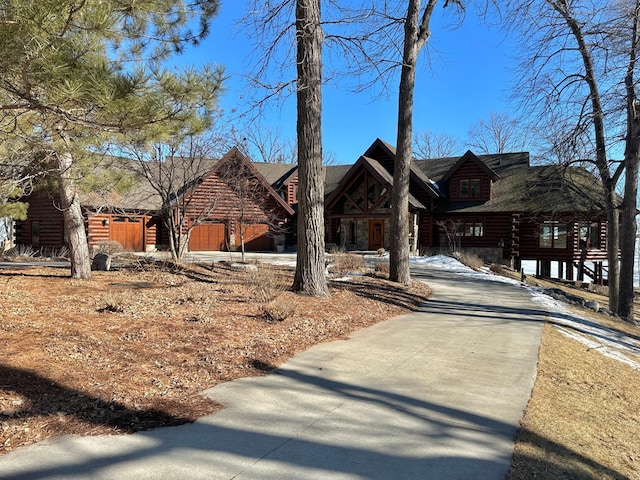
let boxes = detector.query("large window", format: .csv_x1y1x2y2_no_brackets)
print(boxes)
460,180,469,198
539,221,567,249
470,179,481,197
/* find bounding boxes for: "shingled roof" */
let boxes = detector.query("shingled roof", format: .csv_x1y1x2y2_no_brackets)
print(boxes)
418,152,608,216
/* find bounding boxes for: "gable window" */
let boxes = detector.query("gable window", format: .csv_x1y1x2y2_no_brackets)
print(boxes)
470,179,481,197
539,221,567,249
460,180,470,198
459,179,481,199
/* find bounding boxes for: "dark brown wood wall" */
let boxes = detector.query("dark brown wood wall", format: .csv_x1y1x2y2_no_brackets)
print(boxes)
448,162,491,202
517,217,608,262
432,212,513,256
418,214,432,251
409,176,435,209
15,196,65,248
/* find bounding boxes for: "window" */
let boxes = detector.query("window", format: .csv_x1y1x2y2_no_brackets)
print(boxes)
463,220,484,237
459,179,481,199
31,221,40,245
579,222,600,249
460,180,469,198
349,221,356,245
540,221,567,249
470,179,481,198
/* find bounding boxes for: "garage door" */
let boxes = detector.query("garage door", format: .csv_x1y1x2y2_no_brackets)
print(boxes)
242,224,273,251
110,216,144,252
189,223,226,251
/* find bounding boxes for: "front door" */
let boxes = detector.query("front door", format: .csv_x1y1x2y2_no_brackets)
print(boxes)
368,219,384,250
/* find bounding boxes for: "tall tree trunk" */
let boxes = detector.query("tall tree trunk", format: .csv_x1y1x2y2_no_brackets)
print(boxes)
166,209,182,262
607,202,621,313
292,0,328,296
552,1,621,313
620,155,638,321
619,5,640,320
390,0,437,285
55,132,92,279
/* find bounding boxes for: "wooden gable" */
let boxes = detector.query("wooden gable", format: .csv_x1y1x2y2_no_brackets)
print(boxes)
325,156,395,215
362,138,397,174
441,150,500,202
182,147,294,223
332,138,441,211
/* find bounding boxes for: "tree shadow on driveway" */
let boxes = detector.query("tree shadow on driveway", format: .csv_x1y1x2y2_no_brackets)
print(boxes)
0,362,626,480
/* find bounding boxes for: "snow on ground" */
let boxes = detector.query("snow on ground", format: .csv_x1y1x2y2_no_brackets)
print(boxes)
413,255,640,370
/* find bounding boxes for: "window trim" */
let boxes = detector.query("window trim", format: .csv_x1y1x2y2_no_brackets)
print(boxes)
458,178,481,199
539,221,567,249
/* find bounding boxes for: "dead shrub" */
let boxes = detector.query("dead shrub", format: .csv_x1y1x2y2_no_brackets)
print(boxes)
262,298,294,322
4,245,37,259
457,251,484,271
329,253,365,274
374,262,390,276
248,264,286,303
93,240,123,256
490,264,507,275
329,245,346,255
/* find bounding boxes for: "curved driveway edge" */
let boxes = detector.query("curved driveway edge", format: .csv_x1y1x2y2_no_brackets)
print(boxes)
0,265,544,479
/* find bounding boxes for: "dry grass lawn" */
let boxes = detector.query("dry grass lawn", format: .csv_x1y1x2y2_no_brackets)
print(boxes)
507,278,640,480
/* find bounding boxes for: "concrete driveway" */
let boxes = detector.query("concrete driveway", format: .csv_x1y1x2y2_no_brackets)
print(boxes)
0,263,545,479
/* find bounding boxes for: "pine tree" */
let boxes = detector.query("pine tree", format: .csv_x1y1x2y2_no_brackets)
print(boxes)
0,0,223,278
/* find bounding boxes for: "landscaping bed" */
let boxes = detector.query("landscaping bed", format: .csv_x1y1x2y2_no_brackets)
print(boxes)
0,260,431,454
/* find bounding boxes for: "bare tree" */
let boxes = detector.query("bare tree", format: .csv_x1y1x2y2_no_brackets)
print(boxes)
292,0,328,295
390,0,463,285
413,131,461,158
466,112,529,154
505,0,640,318
129,134,224,262
215,152,289,262
436,218,462,253
242,0,328,295
318,0,463,284
227,126,297,164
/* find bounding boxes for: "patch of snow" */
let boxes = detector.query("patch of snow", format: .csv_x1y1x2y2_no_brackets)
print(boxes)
271,261,297,267
529,293,640,370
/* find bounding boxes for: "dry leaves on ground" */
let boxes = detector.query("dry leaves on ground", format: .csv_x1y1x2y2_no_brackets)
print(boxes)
0,261,431,454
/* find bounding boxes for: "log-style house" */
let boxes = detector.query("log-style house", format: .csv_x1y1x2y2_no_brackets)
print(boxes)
14,148,294,254
178,147,294,252
325,139,610,284
13,138,611,283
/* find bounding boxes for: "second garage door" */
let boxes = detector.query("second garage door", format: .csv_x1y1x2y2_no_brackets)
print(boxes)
242,224,273,251
189,223,226,251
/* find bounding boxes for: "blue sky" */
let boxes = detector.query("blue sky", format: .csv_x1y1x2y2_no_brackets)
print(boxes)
175,2,518,164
